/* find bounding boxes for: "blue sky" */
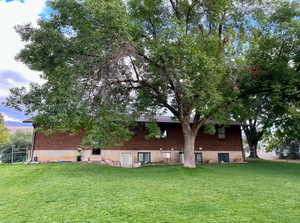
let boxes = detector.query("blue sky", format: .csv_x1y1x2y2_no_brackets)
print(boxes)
2,0,24,2
0,0,50,125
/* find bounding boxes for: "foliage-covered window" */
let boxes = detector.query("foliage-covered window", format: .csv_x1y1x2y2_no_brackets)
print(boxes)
92,148,101,155
218,127,226,139
138,152,151,163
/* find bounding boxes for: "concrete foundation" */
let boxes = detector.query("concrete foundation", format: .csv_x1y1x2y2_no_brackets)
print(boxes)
33,149,244,166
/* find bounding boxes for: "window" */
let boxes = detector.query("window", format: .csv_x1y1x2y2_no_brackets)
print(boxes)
218,153,229,163
179,152,203,164
162,152,171,160
155,129,167,139
195,152,203,164
218,126,226,139
92,148,101,155
138,152,151,163
161,130,167,139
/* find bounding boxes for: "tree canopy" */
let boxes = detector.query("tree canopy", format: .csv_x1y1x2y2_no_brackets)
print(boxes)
6,0,300,167
232,1,300,158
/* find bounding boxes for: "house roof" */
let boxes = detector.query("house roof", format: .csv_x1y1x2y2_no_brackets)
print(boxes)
23,118,33,123
138,116,240,125
23,116,240,125
137,116,178,123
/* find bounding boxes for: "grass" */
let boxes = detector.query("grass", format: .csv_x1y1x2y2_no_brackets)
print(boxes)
1,161,300,223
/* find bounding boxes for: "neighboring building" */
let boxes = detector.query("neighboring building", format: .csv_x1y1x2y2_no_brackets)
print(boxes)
24,116,245,167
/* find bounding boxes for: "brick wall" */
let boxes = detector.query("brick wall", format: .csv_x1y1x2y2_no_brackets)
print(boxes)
34,123,242,152
34,131,84,150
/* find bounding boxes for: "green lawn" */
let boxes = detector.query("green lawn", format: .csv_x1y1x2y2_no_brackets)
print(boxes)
1,161,300,223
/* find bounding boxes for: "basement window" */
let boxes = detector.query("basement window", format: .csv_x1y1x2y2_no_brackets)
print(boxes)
92,148,101,155
218,126,226,139
138,152,151,163
195,152,203,164
218,153,230,163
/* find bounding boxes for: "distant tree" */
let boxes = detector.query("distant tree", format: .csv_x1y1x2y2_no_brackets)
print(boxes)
6,0,300,167
279,106,300,140
267,135,300,159
0,130,32,151
0,114,10,145
11,131,32,148
266,103,300,155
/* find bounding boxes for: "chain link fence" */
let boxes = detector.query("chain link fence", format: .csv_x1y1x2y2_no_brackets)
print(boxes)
0,147,31,164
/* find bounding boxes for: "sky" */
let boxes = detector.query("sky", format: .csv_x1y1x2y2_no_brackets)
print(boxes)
0,0,49,124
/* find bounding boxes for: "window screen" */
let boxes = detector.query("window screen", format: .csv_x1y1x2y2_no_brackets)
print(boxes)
138,152,151,163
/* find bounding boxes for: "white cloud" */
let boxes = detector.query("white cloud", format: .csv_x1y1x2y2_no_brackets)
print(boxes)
0,0,47,84
2,112,21,122
6,77,21,87
0,88,9,98
0,70,29,98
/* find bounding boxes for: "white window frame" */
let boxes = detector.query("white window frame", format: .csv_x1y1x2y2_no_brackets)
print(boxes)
138,152,151,163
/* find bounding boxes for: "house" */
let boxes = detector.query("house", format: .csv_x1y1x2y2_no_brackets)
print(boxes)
24,116,245,167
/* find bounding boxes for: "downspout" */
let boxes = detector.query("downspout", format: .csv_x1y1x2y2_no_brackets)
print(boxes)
240,125,246,162
30,124,36,162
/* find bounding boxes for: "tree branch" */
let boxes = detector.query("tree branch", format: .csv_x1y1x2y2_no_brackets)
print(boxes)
169,0,181,20
129,56,140,81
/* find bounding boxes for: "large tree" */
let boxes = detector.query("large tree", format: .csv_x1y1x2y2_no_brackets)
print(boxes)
233,1,300,158
7,0,299,167
233,96,272,158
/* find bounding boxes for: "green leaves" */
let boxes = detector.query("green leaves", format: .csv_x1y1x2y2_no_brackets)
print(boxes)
144,122,161,139
6,0,300,150
233,1,300,154
0,114,10,145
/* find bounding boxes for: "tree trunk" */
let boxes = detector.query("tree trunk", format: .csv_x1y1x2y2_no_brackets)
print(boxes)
249,143,259,159
242,124,262,160
182,132,196,168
